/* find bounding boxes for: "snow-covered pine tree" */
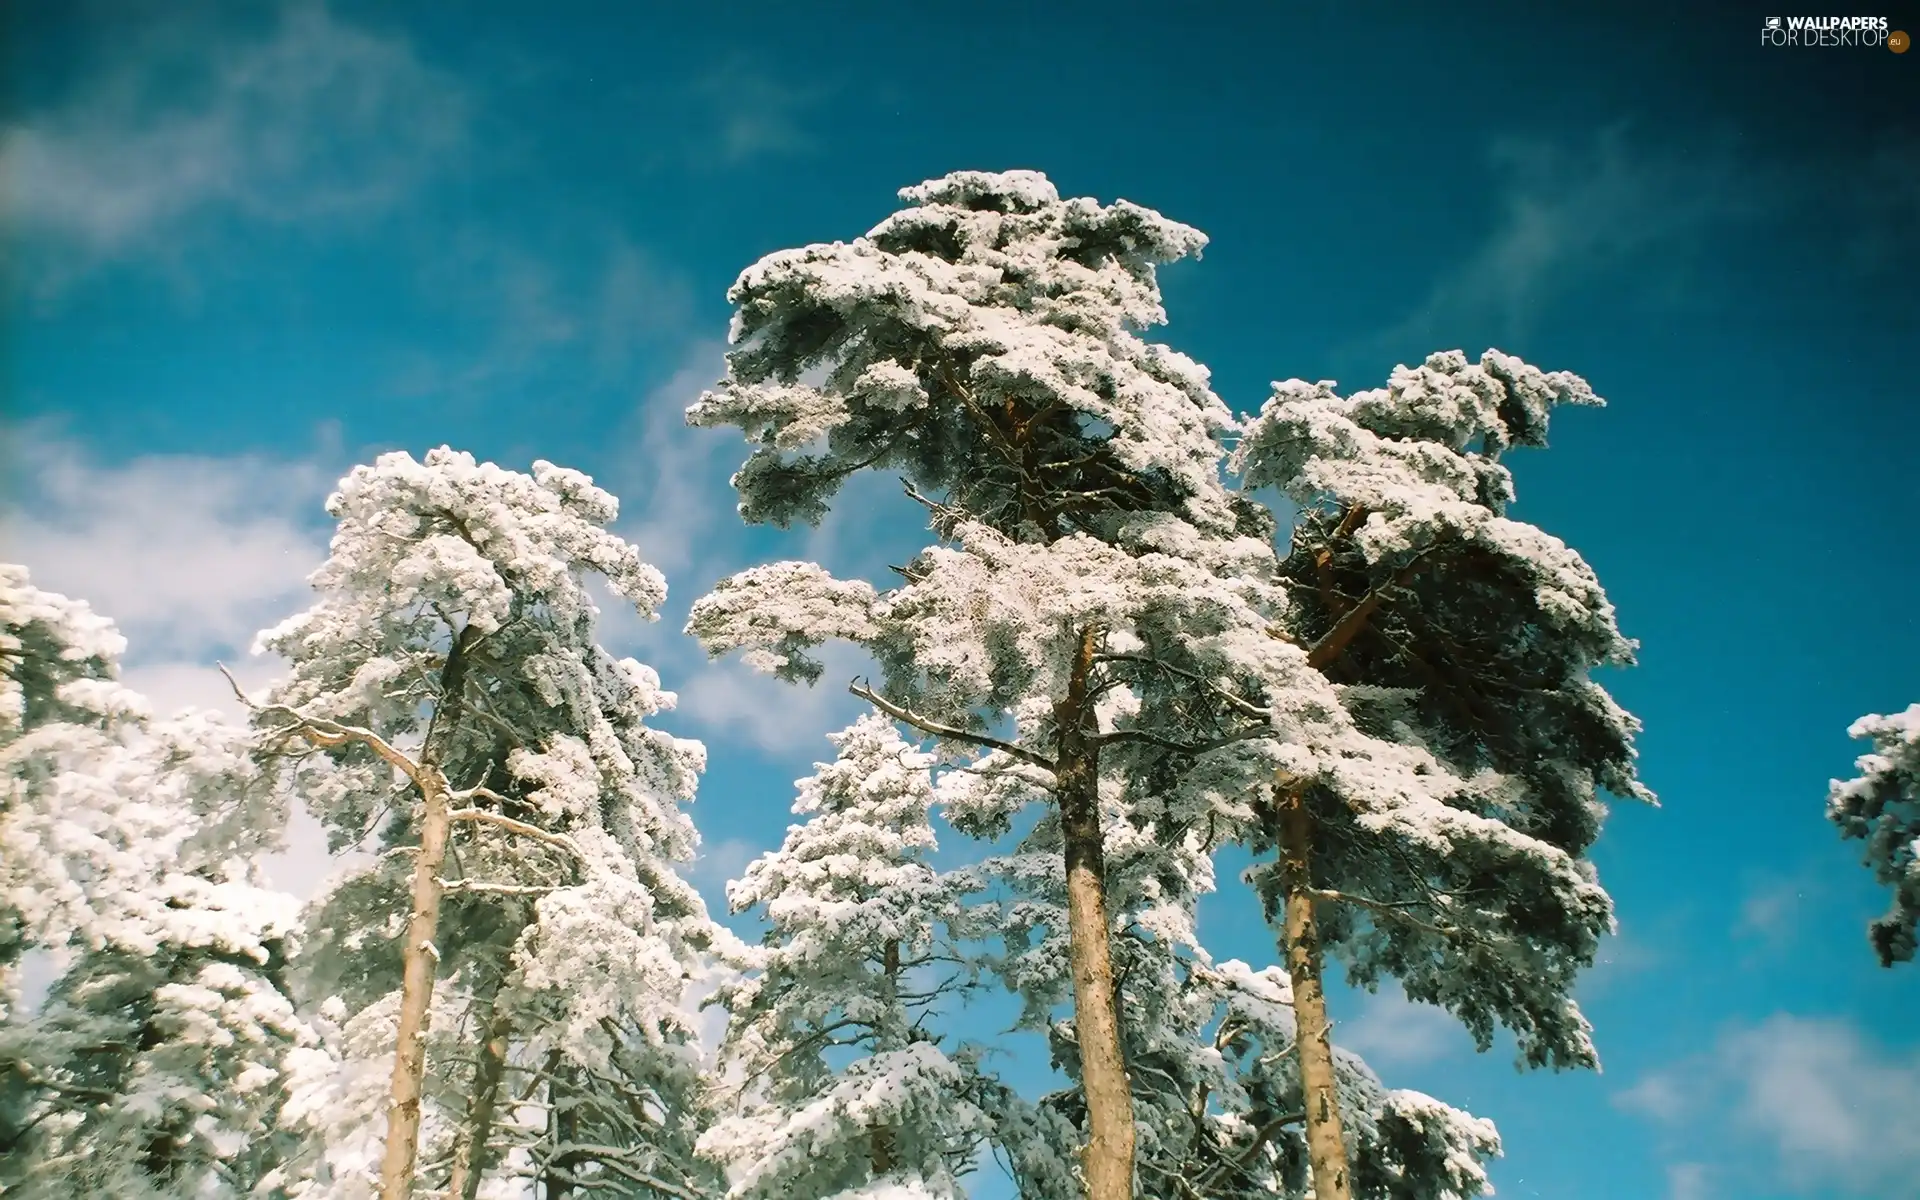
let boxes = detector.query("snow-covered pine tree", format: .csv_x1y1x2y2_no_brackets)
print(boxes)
1,564,147,995
1227,351,1655,1198
1828,703,1920,967
686,168,1255,1200
949,766,1499,1200
1,567,318,1198
700,713,1009,1199
246,448,725,1200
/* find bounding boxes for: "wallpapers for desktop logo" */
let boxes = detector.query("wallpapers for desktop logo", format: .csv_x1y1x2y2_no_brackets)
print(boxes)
1759,14,1905,48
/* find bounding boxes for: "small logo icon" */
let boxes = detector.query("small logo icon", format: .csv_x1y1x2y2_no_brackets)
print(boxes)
1892,29,1911,52
1764,16,1782,30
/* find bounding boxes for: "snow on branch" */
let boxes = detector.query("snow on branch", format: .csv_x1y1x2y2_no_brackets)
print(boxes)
217,662,423,785
849,680,1056,771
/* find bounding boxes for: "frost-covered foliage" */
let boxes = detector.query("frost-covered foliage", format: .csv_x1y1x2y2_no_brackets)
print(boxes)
1,567,316,1197
687,167,1237,540
701,714,999,1199
1235,350,1653,849
1,564,148,988
1230,350,1653,1071
962,779,1499,1200
252,449,725,1198
1828,703,1920,966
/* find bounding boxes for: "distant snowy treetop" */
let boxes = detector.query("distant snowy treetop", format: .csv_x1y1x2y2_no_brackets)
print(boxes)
1829,702,1920,966
1,563,143,735
297,445,663,639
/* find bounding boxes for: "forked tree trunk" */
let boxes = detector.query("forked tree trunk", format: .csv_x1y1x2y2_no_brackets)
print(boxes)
447,993,513,1200
1274,781,1353,1200
379,629,477,1200
1056,625,1135,1200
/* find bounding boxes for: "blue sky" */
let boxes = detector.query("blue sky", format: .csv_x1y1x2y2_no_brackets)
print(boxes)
4,2,1917,1198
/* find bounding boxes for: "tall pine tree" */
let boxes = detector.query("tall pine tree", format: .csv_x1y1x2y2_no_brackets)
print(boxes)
246,449,725,1199
686,168,1251,1200
1227,351,1654,1197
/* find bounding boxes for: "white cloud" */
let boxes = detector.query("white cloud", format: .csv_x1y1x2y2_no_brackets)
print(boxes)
120,656,287,722
1619,1014,1920,1197
689,57,826,166
1666,1162,1711,1200
0,427,335,663
384,227,694,403
689,836,767,900
675,644,874,762
1361,124,1757,357
2,2,466,287
1736,873,1819,951
1336,980,1475,1067
1722,1017,1920,1193
1614,1069,1691,1123
611,344,747,589
0,429,349,900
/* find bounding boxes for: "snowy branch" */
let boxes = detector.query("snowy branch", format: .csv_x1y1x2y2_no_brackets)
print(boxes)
445,799,589,860
1092,653,1270,721
1306,887,1459,939
1092,725,1273,756
849,681,1056,771
217,662,424,784
436,878,562,897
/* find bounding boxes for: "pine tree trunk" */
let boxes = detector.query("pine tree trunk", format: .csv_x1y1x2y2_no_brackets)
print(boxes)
870,937,902,1177
1274,781,1352,1200
546,1065,580,1200
1056,625,1135,1200
379,768,453,1200
447,994,513,1200
379,629,478,1200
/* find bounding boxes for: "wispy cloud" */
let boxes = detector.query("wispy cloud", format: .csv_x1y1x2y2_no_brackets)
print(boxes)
675,644,876,760
1358,124,1759,360
0,424,337,664
1734,870,1825,958
608,344,746,590
593,345,914,762
2,2,467,292
385,226,695,403
1617,1013,1920,1197
1666,1162,1711,1200
688,56,828,166
1337,980,1477,1067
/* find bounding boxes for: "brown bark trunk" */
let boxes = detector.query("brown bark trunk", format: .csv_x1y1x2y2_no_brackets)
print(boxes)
1274,781,1352,1200
1055,625,1135,1200
378,769,452,1200
447,995,513,1200
546,1064,580,1200
870,937,902,1177
378,628,478,1200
